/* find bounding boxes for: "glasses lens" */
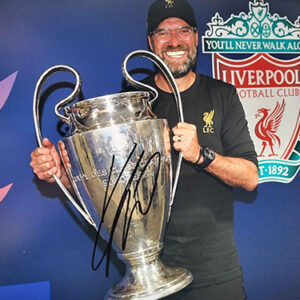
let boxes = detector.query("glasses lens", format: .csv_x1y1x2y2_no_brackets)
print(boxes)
177,27,193,40
154,27,194,42
155,29,170,42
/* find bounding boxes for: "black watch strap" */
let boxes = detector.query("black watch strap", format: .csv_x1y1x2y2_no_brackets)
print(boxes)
197,146,215,169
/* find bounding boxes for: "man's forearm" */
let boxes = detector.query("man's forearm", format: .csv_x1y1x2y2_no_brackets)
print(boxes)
205,153,259,191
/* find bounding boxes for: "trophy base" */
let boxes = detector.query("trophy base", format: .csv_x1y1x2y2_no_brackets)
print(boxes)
105,247,193,300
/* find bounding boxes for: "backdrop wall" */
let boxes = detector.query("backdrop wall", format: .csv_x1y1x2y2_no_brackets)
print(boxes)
0,1,299,299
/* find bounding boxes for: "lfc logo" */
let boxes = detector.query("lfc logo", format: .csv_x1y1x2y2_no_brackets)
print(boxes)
203,109,215,133
214,53,300,183
165,0,174,8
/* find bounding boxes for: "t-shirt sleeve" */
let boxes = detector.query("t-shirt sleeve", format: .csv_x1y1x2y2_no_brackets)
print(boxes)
221,85,258,167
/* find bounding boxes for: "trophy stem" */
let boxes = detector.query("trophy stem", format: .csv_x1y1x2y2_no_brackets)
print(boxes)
105,244,193,300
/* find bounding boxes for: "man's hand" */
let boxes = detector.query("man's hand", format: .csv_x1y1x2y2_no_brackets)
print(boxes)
30,138,63,183
172,122,258,191
172,122,201,163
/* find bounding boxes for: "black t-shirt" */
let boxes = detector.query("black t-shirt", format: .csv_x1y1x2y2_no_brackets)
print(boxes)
143,74,257,287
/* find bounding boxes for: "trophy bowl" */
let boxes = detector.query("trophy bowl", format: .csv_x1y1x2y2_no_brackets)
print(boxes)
33,50,193,299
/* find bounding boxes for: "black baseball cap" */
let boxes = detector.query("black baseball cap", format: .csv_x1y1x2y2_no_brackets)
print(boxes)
147,0,197,35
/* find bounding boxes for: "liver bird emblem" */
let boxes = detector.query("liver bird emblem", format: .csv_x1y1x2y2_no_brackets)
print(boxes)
254,100,286,157
165,0,174,8
203,109,215,128
203,109,215,133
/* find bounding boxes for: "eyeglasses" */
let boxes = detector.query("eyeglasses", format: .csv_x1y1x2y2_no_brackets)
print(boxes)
151,26,197,43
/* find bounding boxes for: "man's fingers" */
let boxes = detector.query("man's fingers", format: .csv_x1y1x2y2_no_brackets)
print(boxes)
174,122,196,129
172,128,187,137
31,157,55,172
30,147,54,165
32,160,61,181
37,169,57,182
30,138,63,181
30,153,54,165
42,138,53,148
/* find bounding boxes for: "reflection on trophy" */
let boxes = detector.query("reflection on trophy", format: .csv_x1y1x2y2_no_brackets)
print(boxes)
33,50,192,299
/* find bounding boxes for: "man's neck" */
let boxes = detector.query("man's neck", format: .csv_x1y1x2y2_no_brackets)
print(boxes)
155,70,196,93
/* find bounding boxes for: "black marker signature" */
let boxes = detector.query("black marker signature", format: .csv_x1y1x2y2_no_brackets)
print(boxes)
91,142,161,276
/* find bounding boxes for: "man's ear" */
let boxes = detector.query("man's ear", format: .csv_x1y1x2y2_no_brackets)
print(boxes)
148,36,154,51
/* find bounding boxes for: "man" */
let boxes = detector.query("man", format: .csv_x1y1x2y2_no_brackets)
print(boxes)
30,0,258,299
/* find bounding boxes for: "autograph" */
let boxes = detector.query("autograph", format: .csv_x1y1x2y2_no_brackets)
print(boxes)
91,142,161,276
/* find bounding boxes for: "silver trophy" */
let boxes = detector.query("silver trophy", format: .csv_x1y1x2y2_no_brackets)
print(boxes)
33,50,192,299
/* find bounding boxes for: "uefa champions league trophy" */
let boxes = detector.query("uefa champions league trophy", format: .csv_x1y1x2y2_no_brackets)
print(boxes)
33,50,193,299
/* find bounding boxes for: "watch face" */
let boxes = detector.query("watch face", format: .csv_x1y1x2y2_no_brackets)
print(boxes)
199,146,215,168
205,148,215,160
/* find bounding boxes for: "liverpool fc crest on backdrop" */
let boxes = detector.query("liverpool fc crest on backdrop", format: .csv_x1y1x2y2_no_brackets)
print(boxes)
254,100,286,158
202,0,300,183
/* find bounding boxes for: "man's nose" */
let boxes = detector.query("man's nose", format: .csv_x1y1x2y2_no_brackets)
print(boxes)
168,31,181,47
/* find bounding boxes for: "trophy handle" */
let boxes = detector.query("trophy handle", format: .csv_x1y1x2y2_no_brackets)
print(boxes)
122,50,184,204
33,65,97,228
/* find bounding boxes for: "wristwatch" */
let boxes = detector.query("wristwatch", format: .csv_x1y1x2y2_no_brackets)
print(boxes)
198,146,215,169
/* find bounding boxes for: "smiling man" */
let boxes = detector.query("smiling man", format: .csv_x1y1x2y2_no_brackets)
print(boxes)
30,0,258,299
148,18,197,79
143,1,259,299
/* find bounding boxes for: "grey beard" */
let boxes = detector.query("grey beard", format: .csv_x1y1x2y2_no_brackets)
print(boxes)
163,48,197,79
